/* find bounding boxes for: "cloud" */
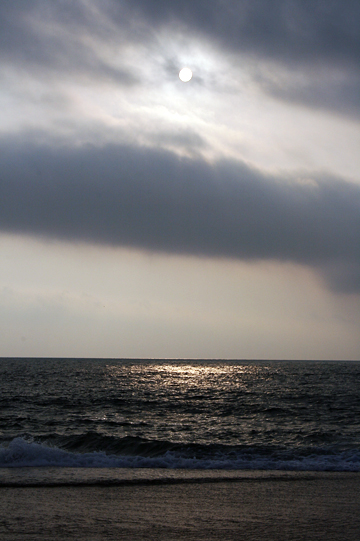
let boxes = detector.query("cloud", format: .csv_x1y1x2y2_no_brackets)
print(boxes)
5,1,358,69
249,62,360,119
128,0,360,117
0,0,139,86
1,137,359,292
1,1,358,292
1,1,360,118
127,0,360,63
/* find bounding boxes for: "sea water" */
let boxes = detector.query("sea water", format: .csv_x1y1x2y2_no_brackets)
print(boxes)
0,359,360,479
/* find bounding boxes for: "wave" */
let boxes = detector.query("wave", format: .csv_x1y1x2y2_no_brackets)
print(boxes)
1,437,360,471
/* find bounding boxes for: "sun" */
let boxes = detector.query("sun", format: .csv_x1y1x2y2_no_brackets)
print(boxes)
179,67,193,82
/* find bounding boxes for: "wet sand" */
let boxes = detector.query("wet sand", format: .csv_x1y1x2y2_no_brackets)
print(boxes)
1,473,359,540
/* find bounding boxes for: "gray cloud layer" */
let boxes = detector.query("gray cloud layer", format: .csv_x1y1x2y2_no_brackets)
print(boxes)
1,1,359,294
130,0,360,66
1,0,360,117
3,0,359,64
0,0,138,86
1,139,359,292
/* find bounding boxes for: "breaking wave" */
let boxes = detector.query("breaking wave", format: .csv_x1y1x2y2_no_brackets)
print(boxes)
1,437,359,471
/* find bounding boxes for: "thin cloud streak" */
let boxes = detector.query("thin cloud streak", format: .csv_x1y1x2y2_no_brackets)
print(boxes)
1,139,359,292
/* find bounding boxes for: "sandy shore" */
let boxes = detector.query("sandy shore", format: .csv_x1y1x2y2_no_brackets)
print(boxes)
1,472,359,540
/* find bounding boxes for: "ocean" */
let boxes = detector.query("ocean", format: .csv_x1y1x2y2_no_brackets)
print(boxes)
1,358,359,474
1,359,360,539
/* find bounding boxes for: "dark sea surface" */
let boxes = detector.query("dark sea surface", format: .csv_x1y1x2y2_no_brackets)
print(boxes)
1,359,360,477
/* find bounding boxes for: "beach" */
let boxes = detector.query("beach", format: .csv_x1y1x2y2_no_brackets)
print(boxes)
1,471,359,540
1,360,360,539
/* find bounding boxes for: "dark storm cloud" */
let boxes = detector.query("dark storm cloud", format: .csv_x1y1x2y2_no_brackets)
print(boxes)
0,138,359,292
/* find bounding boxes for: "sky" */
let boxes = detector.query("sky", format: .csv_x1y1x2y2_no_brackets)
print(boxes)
0,0,359,359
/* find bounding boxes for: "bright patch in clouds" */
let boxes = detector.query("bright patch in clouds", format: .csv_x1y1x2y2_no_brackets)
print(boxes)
179,67,193,82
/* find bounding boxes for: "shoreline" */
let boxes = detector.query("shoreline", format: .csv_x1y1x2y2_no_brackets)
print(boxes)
1,471,360,540
0,468,360,541
1,467,359,487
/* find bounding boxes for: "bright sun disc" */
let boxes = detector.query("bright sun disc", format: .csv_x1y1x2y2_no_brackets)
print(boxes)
179,68,193,82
